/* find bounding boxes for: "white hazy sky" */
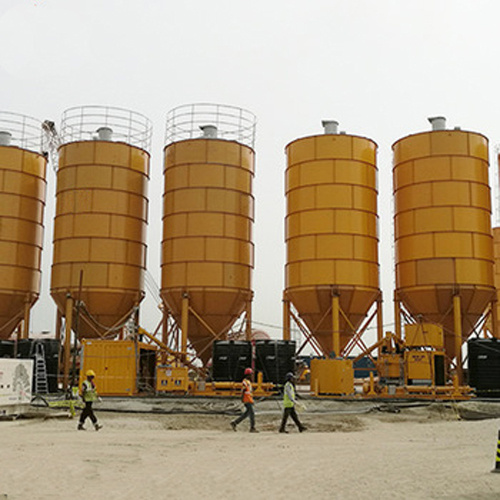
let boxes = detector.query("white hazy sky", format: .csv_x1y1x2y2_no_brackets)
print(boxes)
2,0,500,345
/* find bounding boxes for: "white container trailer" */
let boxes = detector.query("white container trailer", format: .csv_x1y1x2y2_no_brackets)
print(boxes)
0,358,33,416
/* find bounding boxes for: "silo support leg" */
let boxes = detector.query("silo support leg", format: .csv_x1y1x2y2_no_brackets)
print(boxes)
377,297,384,358
283,293,291,341
63,296,74,391
491,297,499,339
245,301,252,341
21,298,31,339
394,292,402,341
453,294,463,384
55,309,62,341
332,295,340,358
181,295,189,360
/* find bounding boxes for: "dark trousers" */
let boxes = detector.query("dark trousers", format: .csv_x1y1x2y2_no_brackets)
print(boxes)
280,406,304,431
233,402,255,429
79,401,97,425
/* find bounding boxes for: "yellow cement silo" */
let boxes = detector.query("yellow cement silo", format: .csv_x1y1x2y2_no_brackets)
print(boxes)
51,106,151,340
161,104,256,366
393,117,495,379
0,113,46,339
284,121,380,358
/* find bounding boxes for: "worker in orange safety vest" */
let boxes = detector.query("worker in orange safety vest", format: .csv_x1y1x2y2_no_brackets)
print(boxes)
230,367,258,433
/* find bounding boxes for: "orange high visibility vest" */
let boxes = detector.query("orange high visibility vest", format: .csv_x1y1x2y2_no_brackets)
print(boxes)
242,378,254,404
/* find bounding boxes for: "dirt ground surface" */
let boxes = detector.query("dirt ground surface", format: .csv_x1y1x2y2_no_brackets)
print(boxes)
2,403,500,500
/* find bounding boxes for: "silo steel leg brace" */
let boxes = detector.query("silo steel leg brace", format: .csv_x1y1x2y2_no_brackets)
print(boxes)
453,294,463,385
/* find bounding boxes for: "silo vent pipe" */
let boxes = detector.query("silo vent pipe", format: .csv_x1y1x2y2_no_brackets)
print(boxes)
428,116,446,131
200,125,218,139
0,131,12,146
322,120,339,135
96,127,113,141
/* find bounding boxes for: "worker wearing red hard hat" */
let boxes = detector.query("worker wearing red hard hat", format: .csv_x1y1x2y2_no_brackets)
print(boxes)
78,369,103,431
230,367,258,432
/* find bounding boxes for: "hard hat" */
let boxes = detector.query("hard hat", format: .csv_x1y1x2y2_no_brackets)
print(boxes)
244,368,253,375
286,372,295,380
86,369,96,377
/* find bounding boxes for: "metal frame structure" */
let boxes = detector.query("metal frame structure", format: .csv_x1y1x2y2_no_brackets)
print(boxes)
60,105,152,151
394,292,497,386
0,111,43,153
159,295,253,368
283,291,384,360
165,103,256,149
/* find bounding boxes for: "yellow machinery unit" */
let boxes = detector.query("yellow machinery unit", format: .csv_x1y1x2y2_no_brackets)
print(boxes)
80,339,157,396
310,358,354,396
378,353,403,381
161,104,256,365
404,323,444,349
284,120,381,358
404,350,446,386
156,365,189,393
51,106,151,341
0,113,47,339
393,117,495,383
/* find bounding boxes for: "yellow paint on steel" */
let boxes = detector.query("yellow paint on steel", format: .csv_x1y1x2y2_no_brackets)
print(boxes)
0,146,46,339
285,133,380,356
161,138,254,365
51,141,149,338
393,129,495,361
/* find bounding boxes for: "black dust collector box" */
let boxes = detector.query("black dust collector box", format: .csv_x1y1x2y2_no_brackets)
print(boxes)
468,338,500,397
212,340,252,382
255,340,296,385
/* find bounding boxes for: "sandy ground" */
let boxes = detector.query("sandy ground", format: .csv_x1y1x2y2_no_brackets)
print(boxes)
2,405,500,500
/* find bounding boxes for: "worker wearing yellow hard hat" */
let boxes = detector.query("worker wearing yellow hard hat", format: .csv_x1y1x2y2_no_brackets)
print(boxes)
78,369,102,431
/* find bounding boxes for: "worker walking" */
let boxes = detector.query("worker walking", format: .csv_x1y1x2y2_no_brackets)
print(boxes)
279,372,306,433
231,367,258,433
78,369,102,431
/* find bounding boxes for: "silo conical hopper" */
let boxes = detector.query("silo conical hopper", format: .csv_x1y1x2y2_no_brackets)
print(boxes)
161,104,256,365
51,106,151,339
393,117,495,375
284,121,380,357
0,112,47,339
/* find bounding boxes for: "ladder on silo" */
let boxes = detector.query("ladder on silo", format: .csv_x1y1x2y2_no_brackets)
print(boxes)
34,342,49,394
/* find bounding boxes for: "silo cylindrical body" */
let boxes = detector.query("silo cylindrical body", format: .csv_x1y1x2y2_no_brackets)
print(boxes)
393,129,495,360
51,117,150,338
0,135,46,338
285,133,380,356
161,138,254,364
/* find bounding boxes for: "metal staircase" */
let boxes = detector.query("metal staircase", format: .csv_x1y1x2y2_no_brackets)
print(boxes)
34,342,49,394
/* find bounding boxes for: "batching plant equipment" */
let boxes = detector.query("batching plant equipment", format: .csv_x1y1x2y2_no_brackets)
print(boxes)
0,112,47,340
284,121,382,394
50,106,152,387
393,117,495,383
161,103,256,366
